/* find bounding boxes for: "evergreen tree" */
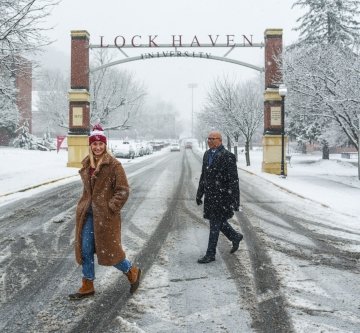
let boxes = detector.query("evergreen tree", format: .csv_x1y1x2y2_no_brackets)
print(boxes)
285,1,360,158
0,70,19,140
13,120,38,149
284,43,360,155
293,0,360,46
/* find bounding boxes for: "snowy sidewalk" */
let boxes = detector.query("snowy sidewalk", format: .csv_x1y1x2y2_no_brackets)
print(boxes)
236,149,360,217
0,148,79,204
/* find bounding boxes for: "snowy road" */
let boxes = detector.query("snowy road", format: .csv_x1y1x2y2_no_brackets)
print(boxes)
240,168,360,332
0,149,359,332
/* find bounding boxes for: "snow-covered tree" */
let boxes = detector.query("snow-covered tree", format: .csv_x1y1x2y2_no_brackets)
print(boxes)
199,76,263,165
90,50,147,130
0,69,19,140
39,127,55,150
0,0,58,139
293,0,360,46
13,120,38,149
0,0,57,69
232,80,263,165
284,43,360,154
203,76,240,152
284,1,360,157
36,69,69,131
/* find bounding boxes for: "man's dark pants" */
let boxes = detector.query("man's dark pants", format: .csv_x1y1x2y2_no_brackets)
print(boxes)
206,217,242,258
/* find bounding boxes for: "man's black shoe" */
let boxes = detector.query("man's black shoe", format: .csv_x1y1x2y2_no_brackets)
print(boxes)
230,234,243,254
197,255,215,264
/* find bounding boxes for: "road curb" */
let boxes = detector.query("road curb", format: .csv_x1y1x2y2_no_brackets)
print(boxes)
0,174,79,198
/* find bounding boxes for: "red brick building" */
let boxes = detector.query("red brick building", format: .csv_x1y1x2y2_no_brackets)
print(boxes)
0,57,32,145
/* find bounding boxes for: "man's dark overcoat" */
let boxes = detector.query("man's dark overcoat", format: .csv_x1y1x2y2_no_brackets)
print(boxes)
196,145,240,220
75,152,129,266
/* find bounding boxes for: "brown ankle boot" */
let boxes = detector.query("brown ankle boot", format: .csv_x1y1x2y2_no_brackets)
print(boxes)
125,266,141,294
69,278,95,300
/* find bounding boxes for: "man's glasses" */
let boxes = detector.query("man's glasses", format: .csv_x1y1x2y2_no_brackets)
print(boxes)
208,137,220,141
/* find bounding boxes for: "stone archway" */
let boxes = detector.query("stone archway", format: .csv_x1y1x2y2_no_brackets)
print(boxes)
67,29,286,175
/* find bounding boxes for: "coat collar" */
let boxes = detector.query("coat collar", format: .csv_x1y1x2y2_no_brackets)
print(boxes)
80,152,112,191
206,145,225,167
207,144,224,154
81,152,112,168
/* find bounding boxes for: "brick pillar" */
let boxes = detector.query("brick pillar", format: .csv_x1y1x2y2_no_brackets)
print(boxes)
262,29,287,175
67,30,90,168
15,58,32,133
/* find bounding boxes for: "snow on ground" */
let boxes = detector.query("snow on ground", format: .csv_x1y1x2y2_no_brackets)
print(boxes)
0,143,167,207
1,145,359,218
236,149,360,218
1,145,359,332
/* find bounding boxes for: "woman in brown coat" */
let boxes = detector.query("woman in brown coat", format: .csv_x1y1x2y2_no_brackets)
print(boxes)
69,124,141,300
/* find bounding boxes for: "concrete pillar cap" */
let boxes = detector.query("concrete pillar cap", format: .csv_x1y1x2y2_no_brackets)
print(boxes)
264,29,283,37
71,30,90,39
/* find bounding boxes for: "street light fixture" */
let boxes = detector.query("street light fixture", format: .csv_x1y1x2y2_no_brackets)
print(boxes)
279,84,288,178
188,83,198,138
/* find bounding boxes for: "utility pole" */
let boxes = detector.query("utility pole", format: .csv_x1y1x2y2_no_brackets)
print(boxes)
188,83,197,138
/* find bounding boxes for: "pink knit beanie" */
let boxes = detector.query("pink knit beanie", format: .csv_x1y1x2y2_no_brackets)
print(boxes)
89,124,107,145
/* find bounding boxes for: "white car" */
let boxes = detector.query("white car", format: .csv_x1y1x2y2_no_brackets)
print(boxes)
112,142,135,159
170,143,180,152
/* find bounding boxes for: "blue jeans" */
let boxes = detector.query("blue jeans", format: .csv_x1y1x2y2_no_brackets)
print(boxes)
206,217,242,258
81,210,132,280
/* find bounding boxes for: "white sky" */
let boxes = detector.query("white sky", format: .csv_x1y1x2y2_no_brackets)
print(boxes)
44,0,304,129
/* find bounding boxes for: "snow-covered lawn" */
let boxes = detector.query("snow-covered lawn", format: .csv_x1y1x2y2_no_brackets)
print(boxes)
0,145,167,206
237,149,360,217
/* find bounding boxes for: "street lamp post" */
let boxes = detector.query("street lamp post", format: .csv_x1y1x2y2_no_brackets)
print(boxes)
279,84,288,178
188,83,197,138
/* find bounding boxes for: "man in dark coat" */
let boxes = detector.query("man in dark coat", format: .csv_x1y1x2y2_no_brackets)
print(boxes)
196,130,243,263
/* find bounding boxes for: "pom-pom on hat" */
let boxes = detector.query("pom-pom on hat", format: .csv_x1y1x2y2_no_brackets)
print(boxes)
89,124,107,145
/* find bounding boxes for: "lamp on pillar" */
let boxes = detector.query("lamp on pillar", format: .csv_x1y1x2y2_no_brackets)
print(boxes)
279,83,287,178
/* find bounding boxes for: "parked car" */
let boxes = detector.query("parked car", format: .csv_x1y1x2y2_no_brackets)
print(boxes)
144,142,153,155
112,141,135,159
170,143,180,152
136,142,147,156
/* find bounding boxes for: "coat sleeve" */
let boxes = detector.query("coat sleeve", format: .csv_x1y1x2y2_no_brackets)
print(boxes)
196,152,207,200
108,162,130,213
228,154,240,209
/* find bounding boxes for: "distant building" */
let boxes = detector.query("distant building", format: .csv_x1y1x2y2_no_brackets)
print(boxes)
16,58,32,133
0,57,32,145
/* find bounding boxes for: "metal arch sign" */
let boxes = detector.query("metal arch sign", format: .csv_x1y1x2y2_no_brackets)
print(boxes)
89,34,265,73
94,34,261,48
90,52,264,73
68,29,284,171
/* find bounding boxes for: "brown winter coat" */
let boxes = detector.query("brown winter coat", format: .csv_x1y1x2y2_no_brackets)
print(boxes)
75,152,129,266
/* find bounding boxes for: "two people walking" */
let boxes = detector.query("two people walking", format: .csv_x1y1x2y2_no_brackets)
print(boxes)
69,126,240,300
